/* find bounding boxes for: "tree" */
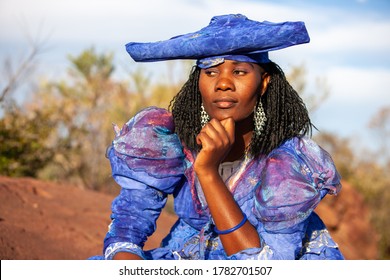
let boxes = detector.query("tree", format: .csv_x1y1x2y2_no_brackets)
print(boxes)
0,29,51,177
287,64,330,114
32,47,134,189
367,106,390,259
0,107,55,177
369,106,390,164
314,125,390,259
0,28,48,106
27,48,186,190
0,46,188,190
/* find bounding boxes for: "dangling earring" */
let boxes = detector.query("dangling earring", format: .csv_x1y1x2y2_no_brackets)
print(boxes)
253,101,267,136
200,103,210,127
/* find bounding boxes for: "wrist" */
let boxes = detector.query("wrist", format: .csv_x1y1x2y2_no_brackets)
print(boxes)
194,167,221,183
194,163,219,177
214,213,248,235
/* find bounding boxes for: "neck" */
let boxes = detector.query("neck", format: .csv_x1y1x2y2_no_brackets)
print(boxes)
223,116,253,162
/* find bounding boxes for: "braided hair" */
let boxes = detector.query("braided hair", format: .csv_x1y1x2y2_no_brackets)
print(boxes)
168,61,313,158
169,66,202,150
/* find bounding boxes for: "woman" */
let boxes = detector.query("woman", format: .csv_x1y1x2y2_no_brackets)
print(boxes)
93,14,344,260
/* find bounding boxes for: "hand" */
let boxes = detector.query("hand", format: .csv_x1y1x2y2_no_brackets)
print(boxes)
194,118,235,173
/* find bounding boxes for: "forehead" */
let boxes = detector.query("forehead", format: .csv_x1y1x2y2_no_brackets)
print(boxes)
201,60,264,72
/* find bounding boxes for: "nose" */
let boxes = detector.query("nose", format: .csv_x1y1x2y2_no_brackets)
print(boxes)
215,76,235,92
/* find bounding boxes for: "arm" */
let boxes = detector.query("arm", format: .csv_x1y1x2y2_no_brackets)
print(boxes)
103,171,169,260
196,167,261,255
194,118,260,256
195,122,342,259
103,107,185,260
246,137,343,260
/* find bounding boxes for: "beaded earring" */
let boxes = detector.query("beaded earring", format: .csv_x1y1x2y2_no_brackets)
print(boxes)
200,103,210,127
253,101,267,136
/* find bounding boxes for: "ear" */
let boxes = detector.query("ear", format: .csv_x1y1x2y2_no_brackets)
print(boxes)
260,73,270,96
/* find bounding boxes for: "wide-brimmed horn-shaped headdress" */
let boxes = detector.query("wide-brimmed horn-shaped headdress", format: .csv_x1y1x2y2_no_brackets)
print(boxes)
125,14,310,68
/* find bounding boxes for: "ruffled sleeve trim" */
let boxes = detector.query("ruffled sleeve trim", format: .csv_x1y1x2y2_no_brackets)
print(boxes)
105,242,146,260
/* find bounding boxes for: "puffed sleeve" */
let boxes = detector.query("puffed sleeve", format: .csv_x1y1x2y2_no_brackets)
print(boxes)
103,107,185,259
255,137,341,232
228,137,342,260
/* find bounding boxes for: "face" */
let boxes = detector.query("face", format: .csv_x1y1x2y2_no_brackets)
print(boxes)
199,60,268,123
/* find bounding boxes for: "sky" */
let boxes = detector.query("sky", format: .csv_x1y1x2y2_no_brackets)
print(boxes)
1,0,390,153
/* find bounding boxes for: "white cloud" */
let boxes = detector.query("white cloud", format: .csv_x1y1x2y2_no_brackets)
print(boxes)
0,0,314,43
310,20,390,53
1,0,389,149
325,67,390,103
311,66,390,145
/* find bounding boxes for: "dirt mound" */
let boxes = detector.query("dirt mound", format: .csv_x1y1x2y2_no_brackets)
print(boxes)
0,176,176,260
315,180,379,259
0,176,378,259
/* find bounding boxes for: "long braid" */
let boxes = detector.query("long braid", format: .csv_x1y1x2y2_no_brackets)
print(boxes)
250,62,313,157
169,66,202,151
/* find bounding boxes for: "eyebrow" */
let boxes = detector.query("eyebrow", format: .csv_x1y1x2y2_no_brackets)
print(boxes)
231,61,255,68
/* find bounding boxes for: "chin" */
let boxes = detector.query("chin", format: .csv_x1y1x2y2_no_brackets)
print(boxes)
212,113,235,121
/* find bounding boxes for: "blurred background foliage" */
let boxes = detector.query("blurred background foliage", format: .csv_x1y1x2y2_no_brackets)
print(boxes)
0,46,389,259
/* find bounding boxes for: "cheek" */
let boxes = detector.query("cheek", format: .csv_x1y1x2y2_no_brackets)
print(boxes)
198,77,206,95
241,84,261,105
237,87,261,118
198,77,212,102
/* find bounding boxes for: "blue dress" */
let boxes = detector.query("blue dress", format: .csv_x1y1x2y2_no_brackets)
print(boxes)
91,107,344,260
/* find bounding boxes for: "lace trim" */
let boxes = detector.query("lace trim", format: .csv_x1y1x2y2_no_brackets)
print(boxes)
301,228,339,255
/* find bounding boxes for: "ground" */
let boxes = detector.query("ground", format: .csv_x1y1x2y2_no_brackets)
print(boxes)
0,175,379,260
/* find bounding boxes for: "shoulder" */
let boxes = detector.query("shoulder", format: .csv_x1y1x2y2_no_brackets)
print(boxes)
271,136,326,158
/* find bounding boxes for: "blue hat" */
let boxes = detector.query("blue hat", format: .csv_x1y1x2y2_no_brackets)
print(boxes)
126,14,310,68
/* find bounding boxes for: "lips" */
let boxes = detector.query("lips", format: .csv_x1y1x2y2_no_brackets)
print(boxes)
213,97,237,109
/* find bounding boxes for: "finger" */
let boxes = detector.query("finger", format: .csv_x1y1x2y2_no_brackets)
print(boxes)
220,118,235,144
196,130,215,150
198,122,221,148
196,134,202,146
207,119,226,135
205,119,231,147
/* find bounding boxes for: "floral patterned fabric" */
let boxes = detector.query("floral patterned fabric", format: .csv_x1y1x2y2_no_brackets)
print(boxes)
90,106,344,260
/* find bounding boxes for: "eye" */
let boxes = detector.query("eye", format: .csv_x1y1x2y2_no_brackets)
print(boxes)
233,69,248,75
203,68,218,77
